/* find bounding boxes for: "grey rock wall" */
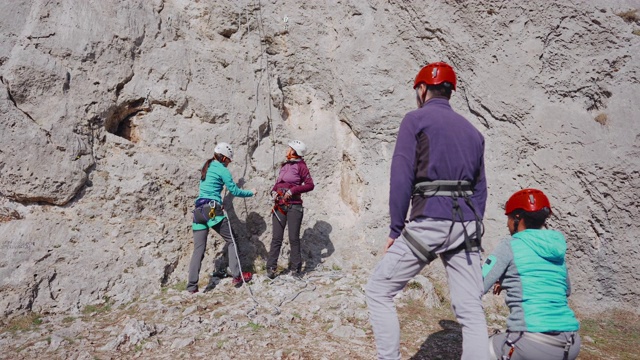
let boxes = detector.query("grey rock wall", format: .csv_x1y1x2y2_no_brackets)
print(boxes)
1,0,639,317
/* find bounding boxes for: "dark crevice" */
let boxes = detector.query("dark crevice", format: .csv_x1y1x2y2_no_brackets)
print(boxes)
35,253,51,264
340,118,360,140
104,98,150,142
257,119,271,142
48,271,58,301
115,73,134,98
1,76,52,141
26,276,45,311
461,91,490,129
479,103,520,129
160,258,179,286
26,32,55,40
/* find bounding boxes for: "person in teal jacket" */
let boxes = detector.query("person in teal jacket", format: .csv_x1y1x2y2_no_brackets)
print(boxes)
187,142,255,293
482,188,581,360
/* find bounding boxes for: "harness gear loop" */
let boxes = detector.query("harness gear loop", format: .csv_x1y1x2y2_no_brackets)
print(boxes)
501,331,524,360
563,333,575,360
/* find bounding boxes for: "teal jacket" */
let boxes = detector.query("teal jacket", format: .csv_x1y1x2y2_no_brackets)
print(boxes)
192,161,253,231
482,229,579,332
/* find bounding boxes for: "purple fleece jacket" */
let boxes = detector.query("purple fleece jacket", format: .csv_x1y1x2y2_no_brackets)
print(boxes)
388,97,487,239
271,159,315,204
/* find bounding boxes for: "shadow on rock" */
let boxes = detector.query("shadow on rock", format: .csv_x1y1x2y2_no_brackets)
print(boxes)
410,319,462,360
221,191,268,272
301,220,334,271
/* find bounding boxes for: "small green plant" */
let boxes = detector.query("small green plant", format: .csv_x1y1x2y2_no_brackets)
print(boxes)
633,29,640,36
82,297,113,315
292,312,301,319
246,322,264,331
216,340,225,349
428,276,450,307
134,340,147,352
171,280,188,291
407,281,423,290
331,264,342,271
2,313,43,333
62,316,75,324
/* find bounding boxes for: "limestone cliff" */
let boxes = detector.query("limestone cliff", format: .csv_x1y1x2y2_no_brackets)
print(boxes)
1,0,639,317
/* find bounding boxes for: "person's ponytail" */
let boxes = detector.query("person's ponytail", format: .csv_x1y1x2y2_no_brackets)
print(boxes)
201,153,229,180
200,157,215,181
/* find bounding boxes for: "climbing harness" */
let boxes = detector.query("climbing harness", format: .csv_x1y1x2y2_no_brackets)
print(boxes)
403,180,484,262
498,331,576,360
192,198,224,224
272,188,291,215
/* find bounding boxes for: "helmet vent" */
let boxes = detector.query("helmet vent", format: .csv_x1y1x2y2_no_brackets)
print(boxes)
432,68,438,77
529,194,535,204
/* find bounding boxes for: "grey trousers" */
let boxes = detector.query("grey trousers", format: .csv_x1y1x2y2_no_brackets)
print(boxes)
267,205,303,271
365,218,489,360
489,331,581,360
187,217,240,291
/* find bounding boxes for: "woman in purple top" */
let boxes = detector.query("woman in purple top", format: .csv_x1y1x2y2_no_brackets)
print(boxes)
266,140,315,279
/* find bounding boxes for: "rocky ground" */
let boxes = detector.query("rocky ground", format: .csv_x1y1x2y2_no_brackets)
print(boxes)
1,268,638,360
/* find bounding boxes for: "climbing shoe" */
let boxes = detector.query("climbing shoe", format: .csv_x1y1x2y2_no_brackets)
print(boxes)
232,272,253,287
187,288,199,294
267,268,277,279
291,270,304,280
203,276,221,293
211,268,229,278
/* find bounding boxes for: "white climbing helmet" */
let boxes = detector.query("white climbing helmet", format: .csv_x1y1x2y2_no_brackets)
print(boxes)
288,140,307,157
214,142,234,160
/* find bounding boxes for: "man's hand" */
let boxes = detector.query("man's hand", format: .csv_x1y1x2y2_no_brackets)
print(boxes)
492,281,502,295
284,190,292,200
384,237,396,254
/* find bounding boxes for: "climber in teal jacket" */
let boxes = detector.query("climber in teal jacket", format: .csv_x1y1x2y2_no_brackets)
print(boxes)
482,188,580,360
187,142,255,293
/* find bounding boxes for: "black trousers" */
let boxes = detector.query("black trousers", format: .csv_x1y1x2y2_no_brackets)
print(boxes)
267,205,303,271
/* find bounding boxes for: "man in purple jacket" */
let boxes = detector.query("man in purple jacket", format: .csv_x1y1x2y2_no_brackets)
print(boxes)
365,62,489,359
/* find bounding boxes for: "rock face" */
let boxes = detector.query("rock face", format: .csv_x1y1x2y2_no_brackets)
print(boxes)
0,0,639,318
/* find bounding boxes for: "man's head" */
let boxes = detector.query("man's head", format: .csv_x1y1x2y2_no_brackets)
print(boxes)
504,188,553,235
414,62,456,107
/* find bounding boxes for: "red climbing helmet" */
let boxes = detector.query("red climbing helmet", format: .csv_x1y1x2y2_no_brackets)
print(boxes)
413,62,457,90
504,188,552,215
